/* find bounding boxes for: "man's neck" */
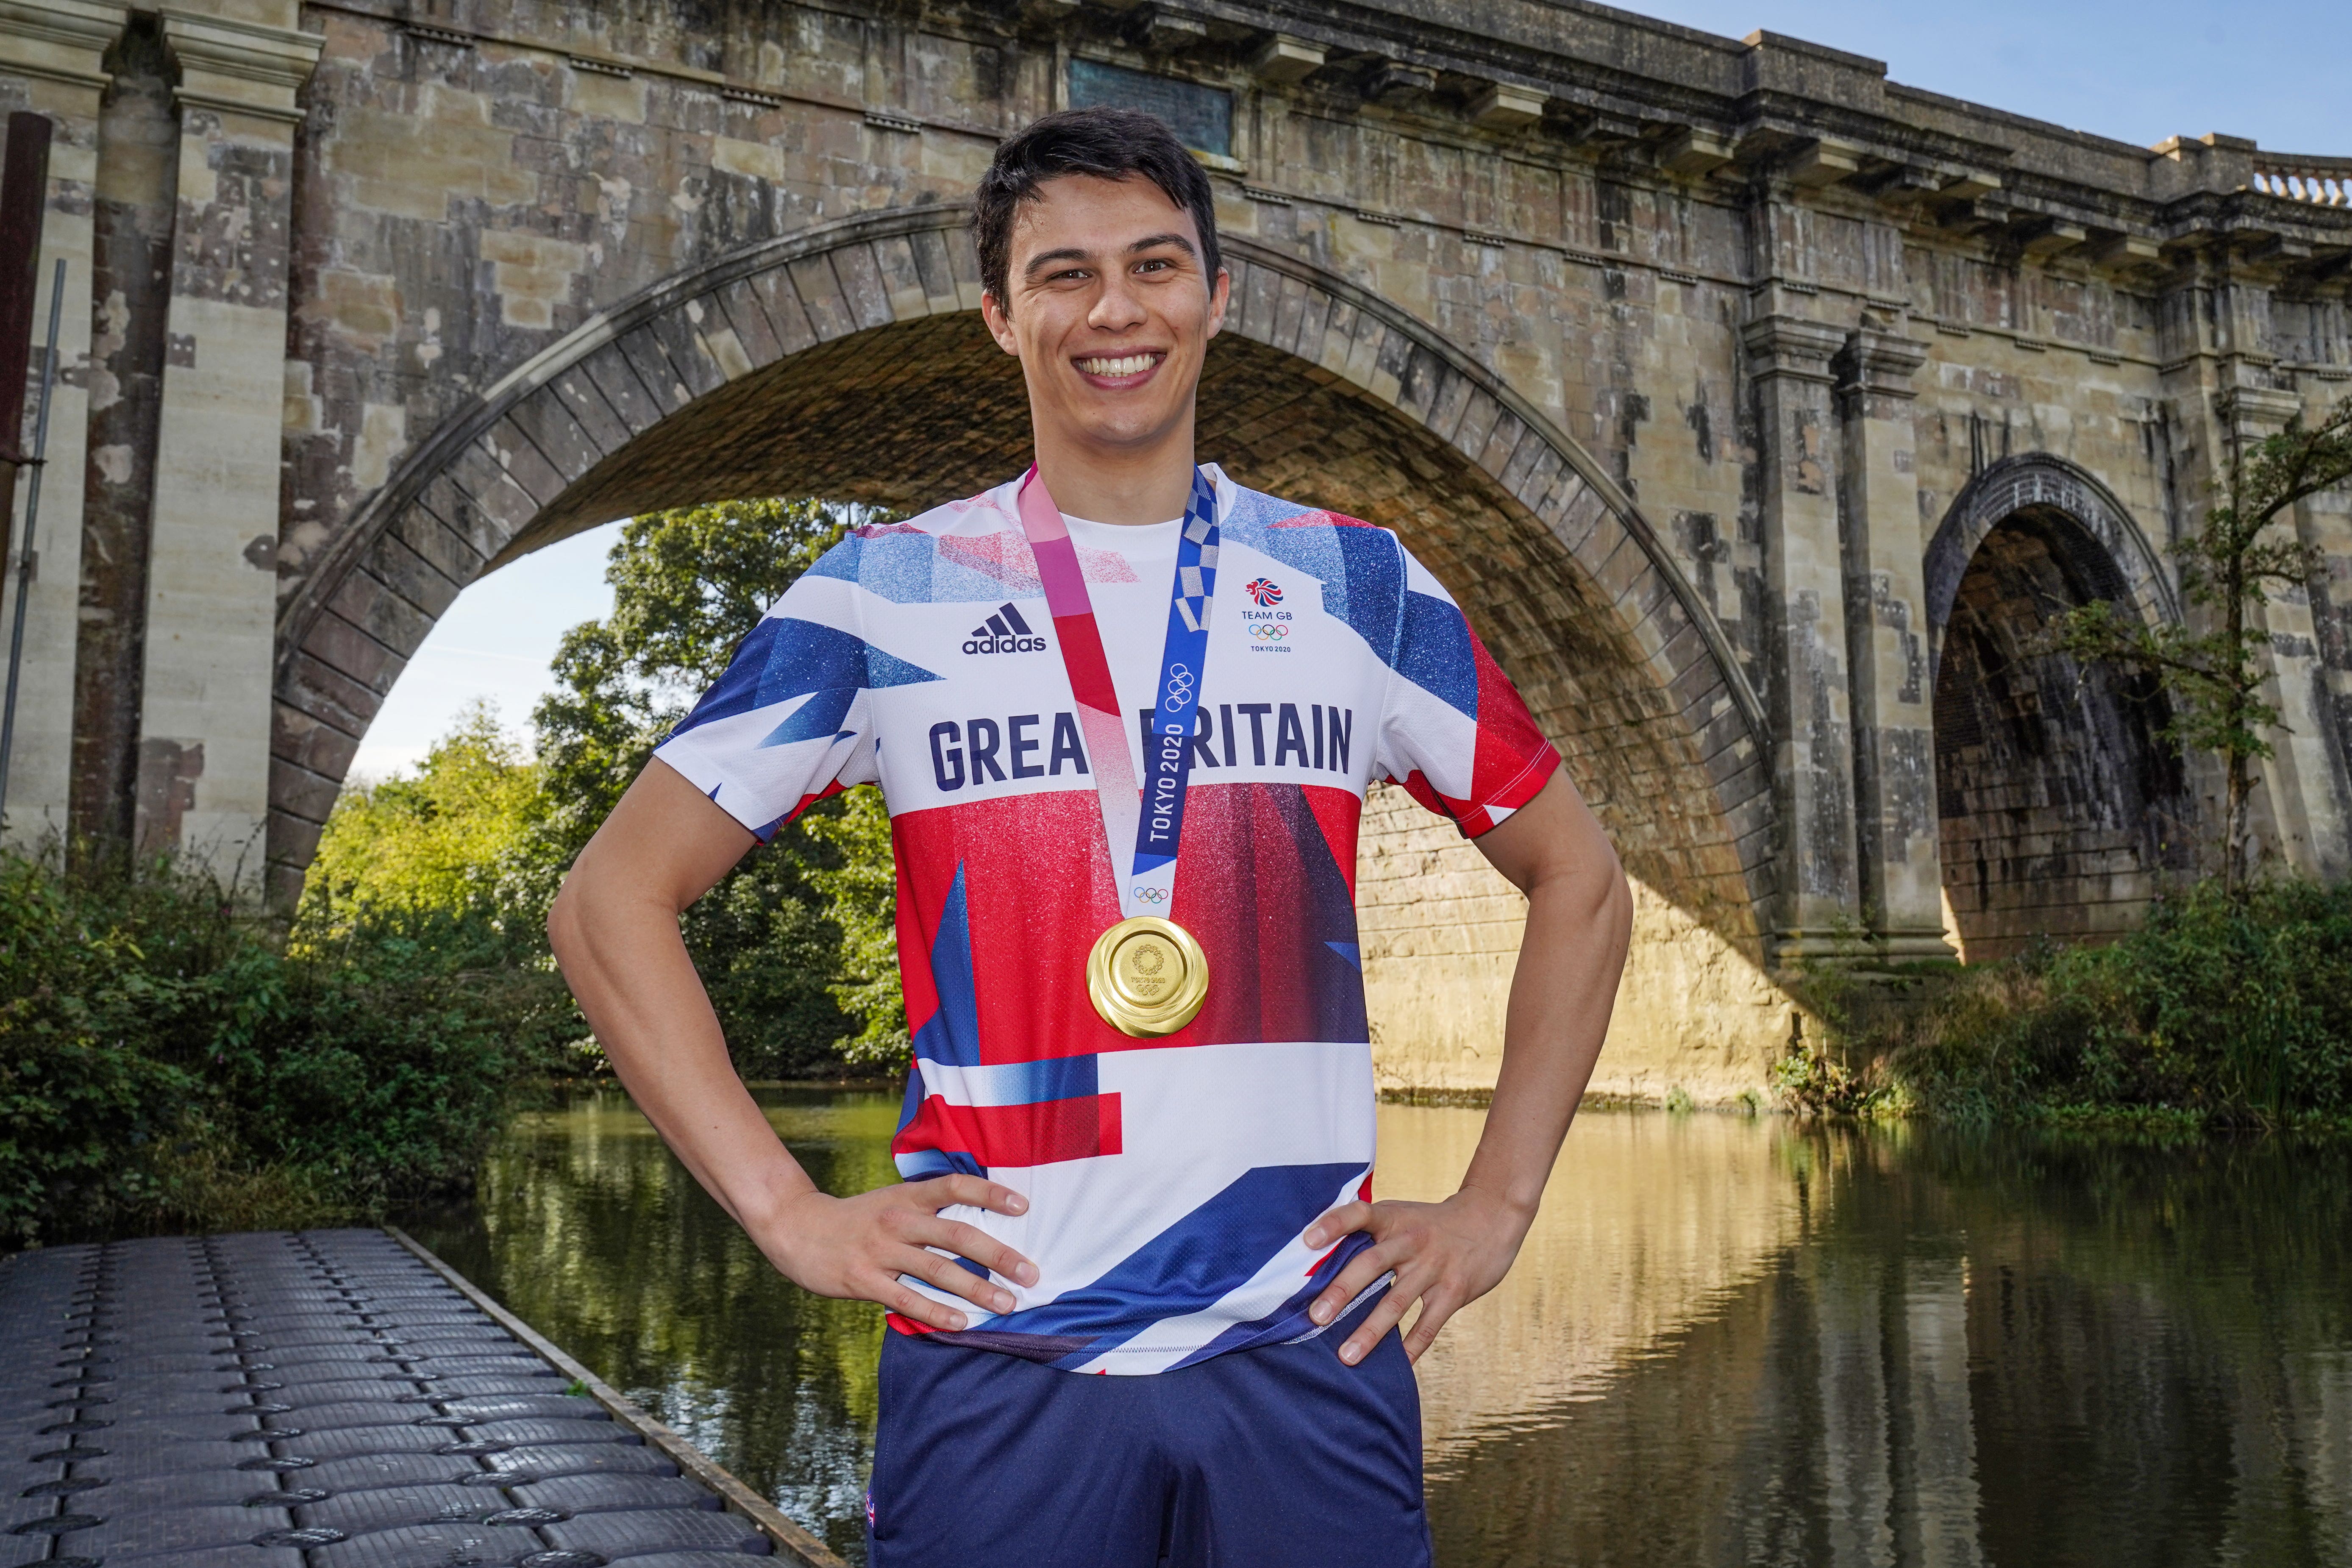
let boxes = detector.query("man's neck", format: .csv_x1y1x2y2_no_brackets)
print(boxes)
1031,415,1198,527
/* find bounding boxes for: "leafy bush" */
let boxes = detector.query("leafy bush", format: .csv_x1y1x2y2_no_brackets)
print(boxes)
1,848,556,1246
803,787,909,1068
1790,878,2352,1127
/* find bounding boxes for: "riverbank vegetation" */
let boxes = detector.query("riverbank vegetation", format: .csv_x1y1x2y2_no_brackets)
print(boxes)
21,438,2352,1249
1781,877,2352,1133
0,846,571,1245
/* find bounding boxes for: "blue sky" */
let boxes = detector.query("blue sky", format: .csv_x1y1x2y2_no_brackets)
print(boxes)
1638,0,2342,153
351,0,2345,778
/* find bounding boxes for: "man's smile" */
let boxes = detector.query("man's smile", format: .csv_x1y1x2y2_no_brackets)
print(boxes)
1073,350,1167,387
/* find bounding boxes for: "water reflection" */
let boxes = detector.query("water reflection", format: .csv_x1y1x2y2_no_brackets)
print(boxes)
403,1092,2352,1567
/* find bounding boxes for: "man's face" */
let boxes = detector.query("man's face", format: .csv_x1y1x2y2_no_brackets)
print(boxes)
983,173,1229,459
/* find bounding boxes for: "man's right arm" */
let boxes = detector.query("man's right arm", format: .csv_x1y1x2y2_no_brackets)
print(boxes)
546,757,1037,1329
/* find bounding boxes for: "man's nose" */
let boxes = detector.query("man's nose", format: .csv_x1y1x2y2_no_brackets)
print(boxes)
1088,272,1148,332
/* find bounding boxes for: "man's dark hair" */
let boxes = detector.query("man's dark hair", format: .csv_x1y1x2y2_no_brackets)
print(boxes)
973,106,1221,312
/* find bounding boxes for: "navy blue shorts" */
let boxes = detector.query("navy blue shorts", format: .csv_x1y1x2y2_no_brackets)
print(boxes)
864,1295,1431,1568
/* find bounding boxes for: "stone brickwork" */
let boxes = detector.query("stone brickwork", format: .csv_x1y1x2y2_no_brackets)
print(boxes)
70,14,174,856
5,0,2350,1096
1358,779,1789,1101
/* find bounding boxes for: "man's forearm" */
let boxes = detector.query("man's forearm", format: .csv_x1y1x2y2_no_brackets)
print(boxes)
547,765,815,1234
1455,770,1634,1223
549,763,1035,1329
1458,854,1632,1220
1299,772,1630,1363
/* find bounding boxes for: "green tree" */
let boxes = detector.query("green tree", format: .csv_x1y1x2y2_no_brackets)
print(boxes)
530,497,906,1075
2051,398,2352,892
803,787,908,1066
298,700,548,934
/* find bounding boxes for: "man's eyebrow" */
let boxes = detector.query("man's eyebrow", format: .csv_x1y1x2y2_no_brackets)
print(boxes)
1021,246,1090,281
1126,232,1198,258
1019,233,1200,282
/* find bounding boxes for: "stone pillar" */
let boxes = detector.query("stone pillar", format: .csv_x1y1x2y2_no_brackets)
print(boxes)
1743,311,1861,962
132,3,317,877
2225,384,2352,879
2156,236,2352,880
72,12,178,859
0,0,127,849
1836,326,1952,959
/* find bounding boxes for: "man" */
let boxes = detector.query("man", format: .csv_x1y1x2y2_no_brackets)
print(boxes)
548,106,1632,1566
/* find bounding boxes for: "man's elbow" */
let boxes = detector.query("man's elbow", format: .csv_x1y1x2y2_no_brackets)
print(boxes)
546,867,589,973
1597,849,1634,953
1570,831,1632,947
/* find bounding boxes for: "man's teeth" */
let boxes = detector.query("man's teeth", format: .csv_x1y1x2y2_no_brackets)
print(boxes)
1078,353,1158,377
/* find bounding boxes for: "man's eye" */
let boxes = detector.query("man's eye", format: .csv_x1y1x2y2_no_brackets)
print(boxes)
1136,259,1172,273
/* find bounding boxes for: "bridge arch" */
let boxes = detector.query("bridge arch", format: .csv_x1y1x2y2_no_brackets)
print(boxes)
269,204,1773,952
1925,455,2195,959
1924,453,2181,676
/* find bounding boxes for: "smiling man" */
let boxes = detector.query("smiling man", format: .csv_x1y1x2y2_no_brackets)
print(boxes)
548,107,1632,1567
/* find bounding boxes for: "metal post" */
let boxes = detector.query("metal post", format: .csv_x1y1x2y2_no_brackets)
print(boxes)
0,257,64,827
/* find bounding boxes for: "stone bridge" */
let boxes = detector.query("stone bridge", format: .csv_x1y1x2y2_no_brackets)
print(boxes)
4,0,2349,1095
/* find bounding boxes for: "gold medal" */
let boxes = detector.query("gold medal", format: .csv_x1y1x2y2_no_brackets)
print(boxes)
1086,916,1210,1038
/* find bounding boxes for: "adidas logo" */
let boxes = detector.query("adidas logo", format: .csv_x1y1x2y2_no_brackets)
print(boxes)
962,602,1047,655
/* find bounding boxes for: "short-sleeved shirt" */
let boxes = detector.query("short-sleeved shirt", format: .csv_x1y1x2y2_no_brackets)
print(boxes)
656,465,1558,1374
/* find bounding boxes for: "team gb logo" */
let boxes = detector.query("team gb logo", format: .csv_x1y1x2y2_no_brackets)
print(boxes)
1244,578,1283,608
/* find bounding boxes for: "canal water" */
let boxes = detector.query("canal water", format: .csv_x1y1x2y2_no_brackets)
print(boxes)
402,1089,2352,1567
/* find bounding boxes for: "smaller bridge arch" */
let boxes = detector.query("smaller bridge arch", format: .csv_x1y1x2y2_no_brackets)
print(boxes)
267,206,1775,956
1925,455,2196,959
1924,454,2182,678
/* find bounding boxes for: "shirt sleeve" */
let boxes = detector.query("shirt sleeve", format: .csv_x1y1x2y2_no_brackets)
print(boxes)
652,540,886,841
1373,542,1560,837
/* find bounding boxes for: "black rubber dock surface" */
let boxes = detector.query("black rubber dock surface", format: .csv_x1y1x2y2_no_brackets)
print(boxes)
2,1231,837,1568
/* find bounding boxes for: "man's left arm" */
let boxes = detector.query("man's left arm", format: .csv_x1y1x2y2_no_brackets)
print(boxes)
1301,767,1633,1365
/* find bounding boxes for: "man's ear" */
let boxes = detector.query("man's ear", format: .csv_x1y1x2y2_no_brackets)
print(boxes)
1205,267,1231,342
981,290,1020,356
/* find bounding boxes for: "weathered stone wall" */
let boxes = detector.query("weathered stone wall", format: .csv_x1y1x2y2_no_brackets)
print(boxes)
0,0,112,853
1359,780,1790,1101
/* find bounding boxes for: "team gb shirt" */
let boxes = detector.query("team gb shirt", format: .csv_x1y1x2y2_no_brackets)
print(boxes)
655,464,1558,1374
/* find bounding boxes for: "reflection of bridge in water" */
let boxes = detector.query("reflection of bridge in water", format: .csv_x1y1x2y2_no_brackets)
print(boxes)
1398,1111,2352,1568
3,0,2351,1096
1382,1104,1809,1460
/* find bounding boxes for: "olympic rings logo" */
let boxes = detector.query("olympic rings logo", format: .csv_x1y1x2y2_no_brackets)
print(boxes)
1163,664,1196,708
1131,885,1170,904
1248,623,1289,640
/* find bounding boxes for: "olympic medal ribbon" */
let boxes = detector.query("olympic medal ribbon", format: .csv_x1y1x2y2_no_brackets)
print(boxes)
1014,465,1220,922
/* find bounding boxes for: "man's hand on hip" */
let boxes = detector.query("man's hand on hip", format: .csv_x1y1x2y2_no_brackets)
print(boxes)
756,1174,1042,1333
1291,770,1633,1372
1297,1187,1529,1367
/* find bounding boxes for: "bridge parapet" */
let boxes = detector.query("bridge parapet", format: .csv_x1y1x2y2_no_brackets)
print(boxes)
2254,153,2352,209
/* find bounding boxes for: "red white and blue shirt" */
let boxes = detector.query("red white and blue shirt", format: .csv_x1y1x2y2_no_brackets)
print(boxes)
655,465,1558,1374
